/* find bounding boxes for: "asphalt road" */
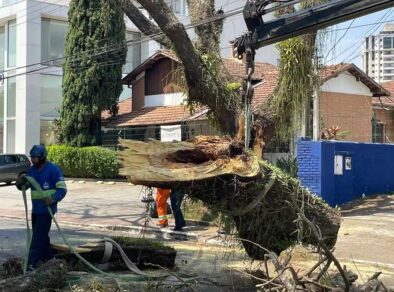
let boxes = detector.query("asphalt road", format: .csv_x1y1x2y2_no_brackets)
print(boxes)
0,181,393,287
0,217,115,262
0,181,149,228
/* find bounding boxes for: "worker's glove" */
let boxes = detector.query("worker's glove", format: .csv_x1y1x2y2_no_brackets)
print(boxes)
16,174,30,191
43,196,54,206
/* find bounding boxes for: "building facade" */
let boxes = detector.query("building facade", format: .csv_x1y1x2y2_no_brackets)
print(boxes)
0,0,277,154
0,0,145,154
362,23,394,83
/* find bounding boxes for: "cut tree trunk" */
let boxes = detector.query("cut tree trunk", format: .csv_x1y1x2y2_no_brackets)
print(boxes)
0,259,67,292
53,240,177,269
118,136,341,260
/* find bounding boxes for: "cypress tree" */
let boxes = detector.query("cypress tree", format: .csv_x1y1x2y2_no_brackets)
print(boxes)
59,0,126,146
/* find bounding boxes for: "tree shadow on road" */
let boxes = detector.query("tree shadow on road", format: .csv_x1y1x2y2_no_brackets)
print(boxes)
340,194,394,217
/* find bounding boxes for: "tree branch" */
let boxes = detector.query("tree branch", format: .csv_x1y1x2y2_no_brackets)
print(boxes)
188,0,223,56
136,0,239,134
115,0,171,48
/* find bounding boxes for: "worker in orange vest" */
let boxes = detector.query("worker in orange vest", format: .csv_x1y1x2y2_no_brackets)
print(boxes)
156,188,171,228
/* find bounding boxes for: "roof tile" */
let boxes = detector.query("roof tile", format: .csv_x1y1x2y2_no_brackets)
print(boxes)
373,80,394,107
101,97,132,119
105,105,206,128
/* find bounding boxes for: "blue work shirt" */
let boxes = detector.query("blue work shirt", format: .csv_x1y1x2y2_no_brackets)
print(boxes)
28,161,67,214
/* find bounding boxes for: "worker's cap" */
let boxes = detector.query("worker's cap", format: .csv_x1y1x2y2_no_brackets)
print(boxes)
29,145,47,158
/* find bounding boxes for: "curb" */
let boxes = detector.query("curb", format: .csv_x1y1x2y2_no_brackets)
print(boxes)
66,179,133,186
65,177,128,183
0,215,198,241
61,222,199,241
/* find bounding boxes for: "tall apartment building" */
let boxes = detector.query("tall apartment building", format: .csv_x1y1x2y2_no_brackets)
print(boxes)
0,0,277,154
363,23,394,83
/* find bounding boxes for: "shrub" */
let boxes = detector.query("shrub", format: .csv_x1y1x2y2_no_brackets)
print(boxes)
275,155,298,178
47,145,119,179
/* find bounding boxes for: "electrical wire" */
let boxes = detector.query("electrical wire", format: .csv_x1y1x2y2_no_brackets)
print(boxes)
0,4,246,81
323,8,394,65
324,19,356,60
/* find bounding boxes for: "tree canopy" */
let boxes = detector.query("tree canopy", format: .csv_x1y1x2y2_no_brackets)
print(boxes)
59,0,127,147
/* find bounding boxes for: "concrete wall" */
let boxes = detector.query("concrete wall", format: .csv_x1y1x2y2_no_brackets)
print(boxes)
298,138,394,206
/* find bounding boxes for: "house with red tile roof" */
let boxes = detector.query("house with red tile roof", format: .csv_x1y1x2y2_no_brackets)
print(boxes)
101,50,276,146
253,63,389,153
102,50,389,150
318,64,388,143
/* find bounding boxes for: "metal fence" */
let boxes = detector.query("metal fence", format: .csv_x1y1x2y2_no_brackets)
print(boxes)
101,121,218,149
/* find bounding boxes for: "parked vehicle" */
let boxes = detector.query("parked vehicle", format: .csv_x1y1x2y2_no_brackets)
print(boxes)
0,154,31,185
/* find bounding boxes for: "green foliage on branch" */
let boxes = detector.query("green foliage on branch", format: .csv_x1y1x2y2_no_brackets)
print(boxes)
270,0,328,138
270,37,316,138
47,145,119,179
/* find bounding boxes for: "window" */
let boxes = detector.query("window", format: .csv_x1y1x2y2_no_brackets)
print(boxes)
165,0,187,15
383,37,392,49
0,85,3,153
0,26,4,71
4,155,16,164
372,122,385,143
6,76,15,153
7,20,16,67
40,74,62,118
7,76,15,118
6,119,15,152
40,74,62,146
17,155,28,162
41,18,68,66
123,31,141,73
40,120,57,145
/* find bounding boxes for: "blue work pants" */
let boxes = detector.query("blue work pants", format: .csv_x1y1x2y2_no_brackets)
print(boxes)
170,191,185,230
28,213,54,268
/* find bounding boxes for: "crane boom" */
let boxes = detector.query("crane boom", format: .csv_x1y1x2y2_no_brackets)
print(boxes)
233,0,394,58
236,0,394,150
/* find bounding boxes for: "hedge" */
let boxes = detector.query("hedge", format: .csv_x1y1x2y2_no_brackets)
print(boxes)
47,145,119,179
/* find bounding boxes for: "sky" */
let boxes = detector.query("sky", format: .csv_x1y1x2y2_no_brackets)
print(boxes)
322,7,394,68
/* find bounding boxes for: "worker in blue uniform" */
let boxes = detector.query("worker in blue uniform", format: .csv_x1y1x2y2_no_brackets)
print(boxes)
16,145,67,269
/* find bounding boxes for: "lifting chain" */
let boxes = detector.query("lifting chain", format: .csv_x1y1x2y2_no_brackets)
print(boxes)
244,47,255,150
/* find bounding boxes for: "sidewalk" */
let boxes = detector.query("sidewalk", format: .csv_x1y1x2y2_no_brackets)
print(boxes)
2,181,394,285
0,181,208,241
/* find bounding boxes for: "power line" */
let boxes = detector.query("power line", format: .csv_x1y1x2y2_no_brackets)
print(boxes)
338,9,394,64
324,9,394,65
1,0,244,75
323,19,356,61
0,4,246,80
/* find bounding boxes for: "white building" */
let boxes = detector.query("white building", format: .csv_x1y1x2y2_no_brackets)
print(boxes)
362,23,394,83
0,0,277,154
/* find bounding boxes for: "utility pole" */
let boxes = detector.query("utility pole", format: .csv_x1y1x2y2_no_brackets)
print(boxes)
313,54,320,141
301,100,310,137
